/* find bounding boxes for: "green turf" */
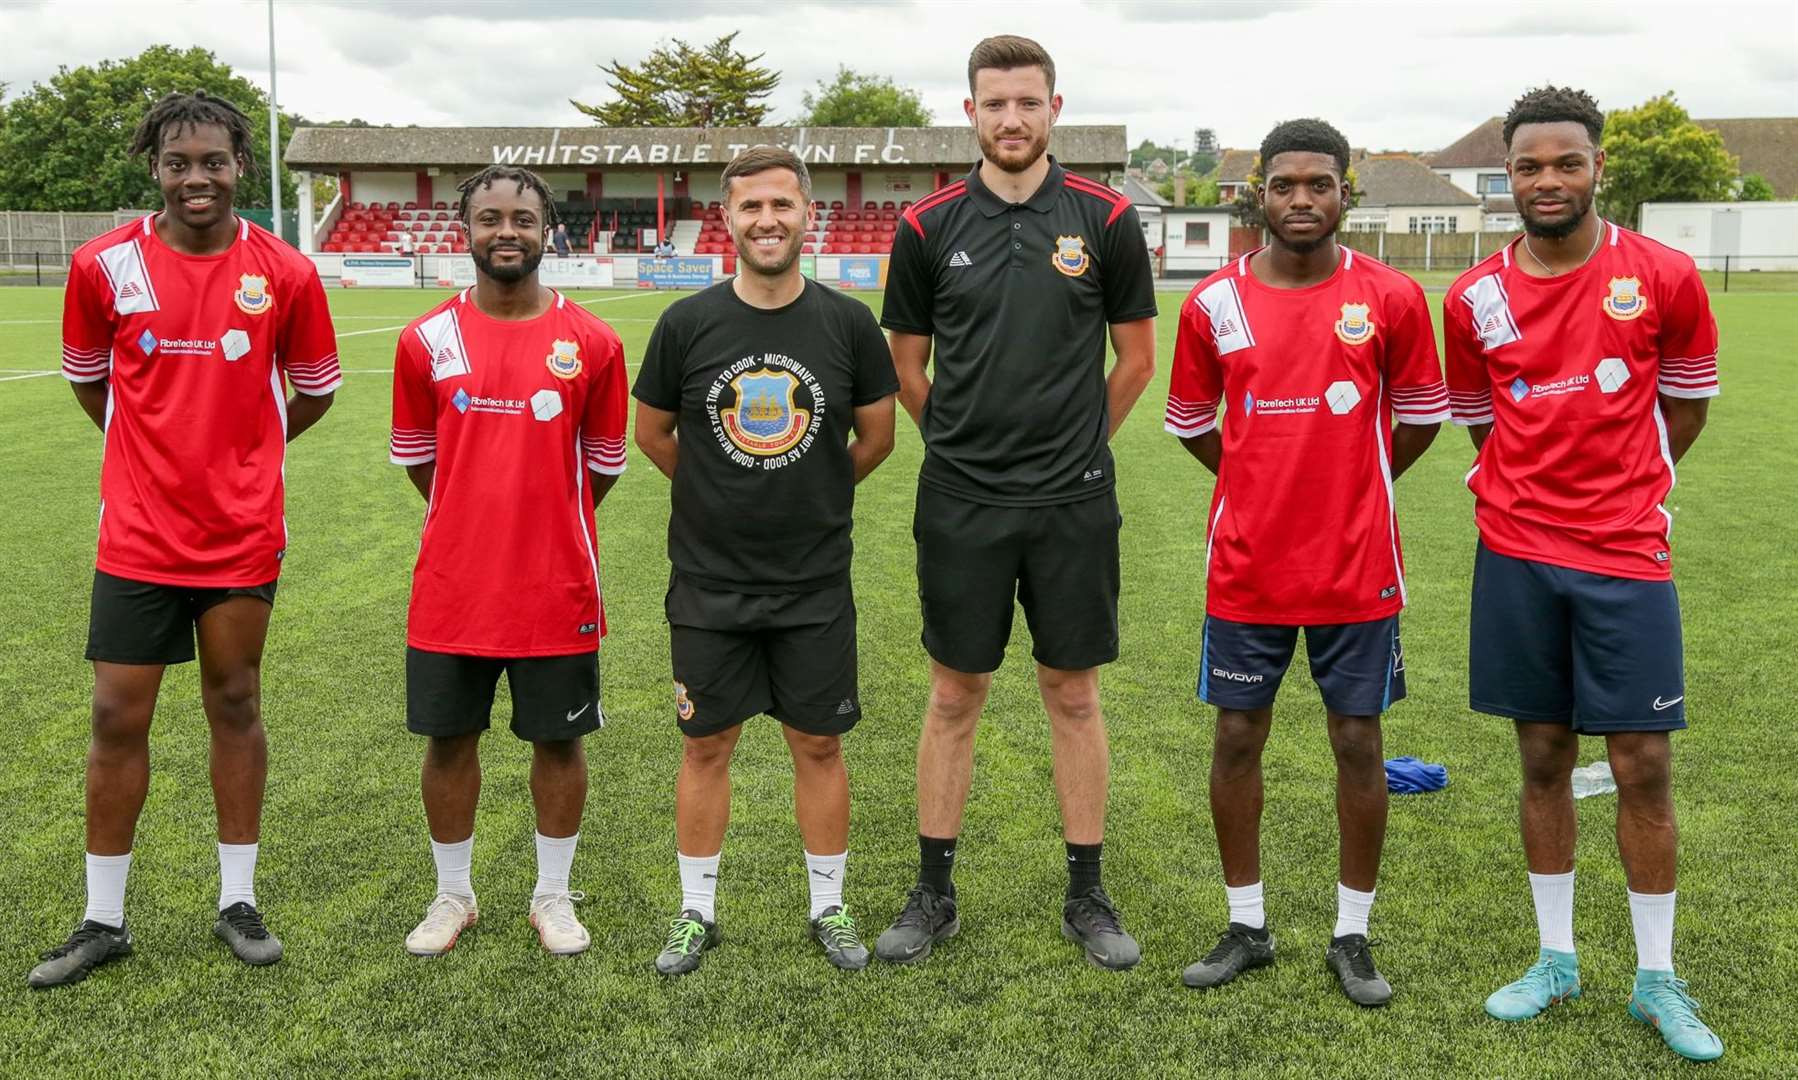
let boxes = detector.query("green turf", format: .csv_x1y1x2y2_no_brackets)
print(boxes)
2,282,1794,1079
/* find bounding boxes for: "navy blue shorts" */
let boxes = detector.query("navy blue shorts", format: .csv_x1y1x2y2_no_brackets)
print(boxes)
1469,543,1686,733
1198,614,1405,715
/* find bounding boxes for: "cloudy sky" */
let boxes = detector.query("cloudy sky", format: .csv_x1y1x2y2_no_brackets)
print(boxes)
2,0,1793,154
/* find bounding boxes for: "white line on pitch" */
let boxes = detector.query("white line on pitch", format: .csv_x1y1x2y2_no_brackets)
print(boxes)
0,371,57,382
334,292,667,339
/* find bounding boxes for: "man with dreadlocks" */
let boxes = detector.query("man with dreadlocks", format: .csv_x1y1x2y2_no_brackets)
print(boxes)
1446,87,1722,1062
1166,118,1448,1006
30,91,340,989
389,164,628,959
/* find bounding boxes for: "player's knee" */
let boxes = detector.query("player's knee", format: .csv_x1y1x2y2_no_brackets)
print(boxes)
1328,720,1382,767
204,675,262,730
1044,687,1102,730
927,676,988,728
682,728,739,770
90,696,151,746
1609,741,1672,796
785,730,842,768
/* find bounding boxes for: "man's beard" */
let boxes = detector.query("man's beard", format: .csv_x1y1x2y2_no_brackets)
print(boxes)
978,126,1050,174
737,231,801,276
1520,192,1591,240
473,244,543,283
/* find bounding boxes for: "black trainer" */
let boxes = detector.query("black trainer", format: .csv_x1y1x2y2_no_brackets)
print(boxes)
1325,933,1392,1006
874,885,958,964
1061,887,1141,970
654,910,720,976
809,906,870,970
214,902,284,966
1182,922,1275,989
27,920,134,989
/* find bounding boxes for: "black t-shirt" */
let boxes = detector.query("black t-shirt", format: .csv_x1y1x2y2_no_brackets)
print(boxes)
881,157,1157,506
633,278,898,592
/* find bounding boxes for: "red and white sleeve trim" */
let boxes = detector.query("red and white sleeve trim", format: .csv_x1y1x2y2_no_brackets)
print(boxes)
1449,388,1494,426
583,434,627,475
285,352,343,395
1164,395,1220,437
390,427,436,465
1657,354,1720,399
62,342,111,382
1389,381,1452,425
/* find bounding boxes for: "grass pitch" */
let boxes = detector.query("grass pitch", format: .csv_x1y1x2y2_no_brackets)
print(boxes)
1,282,1795,1079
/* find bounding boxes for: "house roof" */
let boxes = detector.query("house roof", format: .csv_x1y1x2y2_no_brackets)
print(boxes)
1696,117,1798,198
1430,117,1506,168
1118,174,1169,207
1211,148,1258,184
1355,154,1482,207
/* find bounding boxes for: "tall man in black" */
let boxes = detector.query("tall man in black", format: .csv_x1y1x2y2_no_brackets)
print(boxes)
873,35,1158,969
634,147,898,975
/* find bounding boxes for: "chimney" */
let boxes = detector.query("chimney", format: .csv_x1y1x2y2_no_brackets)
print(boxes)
1174,175,1187,205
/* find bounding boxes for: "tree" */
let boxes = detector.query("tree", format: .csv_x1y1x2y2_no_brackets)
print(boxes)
1129,138,1182,170
1599,93,1737,229
1737,172,1775,201
572,33,779,128
1155,171,1220,207
797,67,930,127
0,45,296,212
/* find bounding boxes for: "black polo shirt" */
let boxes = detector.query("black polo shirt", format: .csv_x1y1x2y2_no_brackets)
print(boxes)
881,156,1156,507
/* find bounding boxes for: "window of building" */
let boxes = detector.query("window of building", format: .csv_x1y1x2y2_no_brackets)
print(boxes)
1407,215,1459,234
1184,221,1210,245
1477,173,1510,195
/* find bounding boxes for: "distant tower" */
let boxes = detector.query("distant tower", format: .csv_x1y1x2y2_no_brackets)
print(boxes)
1193,128,1219,156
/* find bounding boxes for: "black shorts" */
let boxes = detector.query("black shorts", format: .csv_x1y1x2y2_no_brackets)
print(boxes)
914,484,1120,674
86,569,278,665
405,647,602,743
1199,614,1406,716
666,575,859,739
1470,542,1686,733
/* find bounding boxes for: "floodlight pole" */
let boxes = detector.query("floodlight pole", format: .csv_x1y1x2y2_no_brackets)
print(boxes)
268,0,283,241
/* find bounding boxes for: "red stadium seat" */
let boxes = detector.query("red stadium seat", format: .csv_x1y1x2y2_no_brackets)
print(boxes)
800,243,815,253
436,211,450,221
322,242,342,253
900,201,914,209
386,201,400,210
723,253,736,274
403,201,417,210
434,201,448,210
830,200,844,210
349,201,366,211
883,201,897,210
855,244,871,254
843,210,859,222
882,211,897,222
864,202,877,210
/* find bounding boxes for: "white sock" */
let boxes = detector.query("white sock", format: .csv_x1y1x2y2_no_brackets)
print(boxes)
534,832,578,900
805,850,847,919
1528,870,1576,953
431,836,474,902
82,852,131,927
1225,880,1266,929
217,841,259,911
1628,889,1676,973
678,852,720,921
1334,883,1376,939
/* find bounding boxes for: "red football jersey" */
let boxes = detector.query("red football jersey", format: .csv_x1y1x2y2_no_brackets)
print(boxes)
61,214,341,587
1444,224,1719,580
390,289,629,657
1165,248,1449,625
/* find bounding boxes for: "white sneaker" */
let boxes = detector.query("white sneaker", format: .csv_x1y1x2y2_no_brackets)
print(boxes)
529,891,590,956
406,893,478,956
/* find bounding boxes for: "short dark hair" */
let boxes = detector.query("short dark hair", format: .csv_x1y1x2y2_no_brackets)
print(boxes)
1503,86,1604,148
1258,118,1351,179
128,90,257,175
721,145,812,204
456,165,557,226
967,34,1056,96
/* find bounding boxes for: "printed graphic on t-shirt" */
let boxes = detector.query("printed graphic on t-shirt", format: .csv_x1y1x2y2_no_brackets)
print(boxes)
707,352,827,469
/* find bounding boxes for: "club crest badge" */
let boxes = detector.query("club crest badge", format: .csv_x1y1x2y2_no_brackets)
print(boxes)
1602,276,1647,321
674,681,694,722
233,274,272,316
722,368,810,456
1334,302,1376,346
545,339,582,380
1052,235,1090,277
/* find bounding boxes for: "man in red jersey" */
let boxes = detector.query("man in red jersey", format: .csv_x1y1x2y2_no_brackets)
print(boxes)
1166,120,1447,1007
1447,87,1721,1063
30,92,340,989
389,165,628,960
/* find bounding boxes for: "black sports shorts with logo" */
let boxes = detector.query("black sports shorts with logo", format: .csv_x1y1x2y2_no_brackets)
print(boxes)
86,569,278,665
913,483,1120,674
405,647,601,743
666,574,860,739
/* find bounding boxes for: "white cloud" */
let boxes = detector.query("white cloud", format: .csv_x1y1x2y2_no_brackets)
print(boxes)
0,0,1790,155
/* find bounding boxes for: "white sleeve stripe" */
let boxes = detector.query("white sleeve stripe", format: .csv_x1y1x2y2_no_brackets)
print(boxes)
1659,354,1717,365
62,345,110,359
587,458,627,475
1657,373,1719,386
1657,383,1720,400
285,354,341,370
1164,417,1218,437
1450,411,1494,426
389,451,436,465
390,436,437,449
291,376,342,396
62,358,110,373
63,370,109,384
